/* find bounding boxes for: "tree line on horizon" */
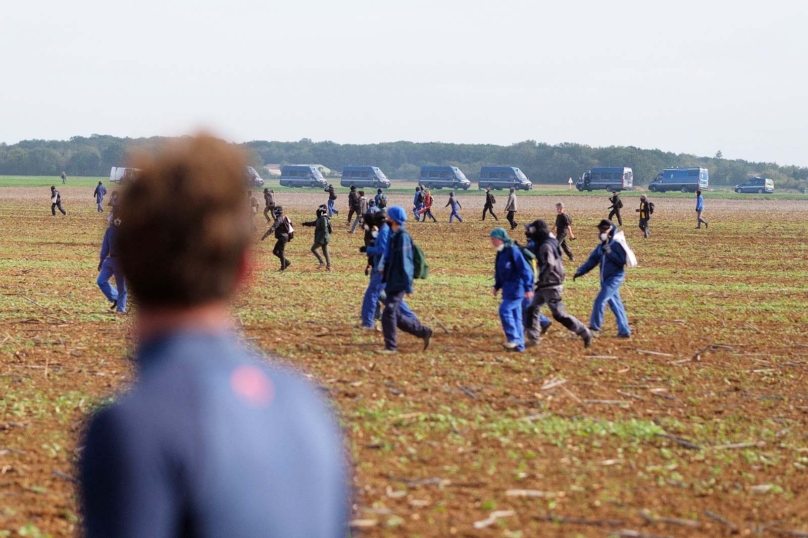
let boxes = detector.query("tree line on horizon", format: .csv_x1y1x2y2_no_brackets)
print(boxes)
1,135,806,189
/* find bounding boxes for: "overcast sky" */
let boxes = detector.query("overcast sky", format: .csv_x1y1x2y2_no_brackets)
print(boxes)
1,0,806,165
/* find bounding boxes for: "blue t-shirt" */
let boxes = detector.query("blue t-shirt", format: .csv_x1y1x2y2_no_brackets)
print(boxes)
80,332,348,538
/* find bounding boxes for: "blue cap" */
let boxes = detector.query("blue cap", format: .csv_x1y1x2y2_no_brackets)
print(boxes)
387,206,407,224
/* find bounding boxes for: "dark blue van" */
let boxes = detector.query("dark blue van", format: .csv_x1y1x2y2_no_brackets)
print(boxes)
340,166,391,189
279,165,328,188
478,166,532,191
648,168,709,193
418,166,471,190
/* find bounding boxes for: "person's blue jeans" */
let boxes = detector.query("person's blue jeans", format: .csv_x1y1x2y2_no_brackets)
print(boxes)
327,199,338,217
361,271,385,328
96,197,104,212
590,276,630,335
499,297,525,351
412,205,422,221
377,289,416,321
97,258,127,312
449,209,463,223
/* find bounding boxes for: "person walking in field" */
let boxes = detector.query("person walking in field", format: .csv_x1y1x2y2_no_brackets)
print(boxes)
325,184,339,217
695,189,708,229
378,206,433,353
374,188,387,210
552,202,576,261
446,191,463,223
637,194,653,238
608,190,623,226
61,171,66,184
419,188,437,222
96,213,127,313
50,186,66,216
350,191,368,233
504,187,518,230
347,185,360,225
93,181,107,212
359,210,388,329
490,228,534,352
523,219,592,348
412,186,423,222
249,191,260,231
302,204,333,270
79,136,348,538
482,187,498,221
263,188,277,222
573,219,632,338
262,206,294,271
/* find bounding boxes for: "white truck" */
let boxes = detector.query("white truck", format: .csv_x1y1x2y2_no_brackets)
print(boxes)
109,167,141,184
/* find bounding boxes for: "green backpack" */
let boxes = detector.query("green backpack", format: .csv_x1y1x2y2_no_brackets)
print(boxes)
412,242,429,279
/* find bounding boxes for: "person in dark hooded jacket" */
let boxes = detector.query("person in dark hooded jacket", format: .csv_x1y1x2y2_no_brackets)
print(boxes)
302,204,333,270
347,185,359,225
523,220,592,347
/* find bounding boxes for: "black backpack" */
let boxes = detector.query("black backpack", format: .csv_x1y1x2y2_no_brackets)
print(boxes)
648,202,655,215
377,194,387,208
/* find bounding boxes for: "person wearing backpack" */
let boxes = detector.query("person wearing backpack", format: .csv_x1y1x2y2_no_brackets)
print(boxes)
418,189,437,223
375,188,387,210
262,206,294,271
504,188,518,230
445,191,463,223
347,185,360,225
350,191,369,233
572,219,631,338
483,187,498,221
412,186,423,222
378,206,433,353
695,189,708,229
302,204,333,270
490,228,534,352
324,184,339,217
636,195,653,238
608,191,623,227
523,220,592,348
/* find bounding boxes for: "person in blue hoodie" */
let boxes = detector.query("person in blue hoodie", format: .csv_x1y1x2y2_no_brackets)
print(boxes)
412,186,423,222
695,189,708,229
378,206,433,353
573,219,631,338
491,228,534,352
96,213,127,313
445,191,463,223
93,181,107,212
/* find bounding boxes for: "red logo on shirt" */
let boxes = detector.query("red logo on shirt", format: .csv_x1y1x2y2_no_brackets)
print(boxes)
230,366,275,408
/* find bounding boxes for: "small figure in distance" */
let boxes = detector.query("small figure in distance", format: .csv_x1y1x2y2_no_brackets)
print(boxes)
608,190,623,227
302,204,333,271
412,186,423,222
93,181,107,213
263,187,277,222
695,189,708,229
262,206,294,271
490,227,534,352
504,187,518,230
350,190,368,234
374,188,387,210
636,194,653,238
50,186,66,216
347,185,359,226
482,186,498,221
572,219,632,339
80,135,348,538
552,202,575,262
61,171,66,184
418,188,437,223
248,191,260,232
324,183,339,217
446,191,463,223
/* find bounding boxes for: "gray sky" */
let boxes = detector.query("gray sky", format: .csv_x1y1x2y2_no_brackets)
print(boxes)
2,0,806,166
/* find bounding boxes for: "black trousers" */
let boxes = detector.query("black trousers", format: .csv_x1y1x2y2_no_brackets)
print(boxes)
608,208,622,226
639,218,650,238
482,205,497,220
347,207,358,224
557,233,574,260
525,288,587,342
51,202,66,215
506,211,516,229
382,290,430,351
273,237,288,268
264,205,276,222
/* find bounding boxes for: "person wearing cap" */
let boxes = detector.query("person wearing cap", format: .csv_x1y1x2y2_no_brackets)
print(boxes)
482,187,498,221
264,188,277,222
695,189,708,229
96,212,127,313
608,191,623,226
504,188,518,230
412,186,423,222
324,184,338,217
302,204,333,270
524,220,592,347
50,186,66,216
490,228,534,352
572,219,631,338
445,191,463,223
378,206,433,353
374,188,387,210
93,181,107,213
262,206,293,271
552,202,575,261
637,195,651,238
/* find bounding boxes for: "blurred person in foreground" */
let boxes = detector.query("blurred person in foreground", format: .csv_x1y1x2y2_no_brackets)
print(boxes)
79,135,348,538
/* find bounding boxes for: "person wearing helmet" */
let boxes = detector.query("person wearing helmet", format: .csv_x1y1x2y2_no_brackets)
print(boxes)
262,206,294,271
302,204,333,270
263,188,277,222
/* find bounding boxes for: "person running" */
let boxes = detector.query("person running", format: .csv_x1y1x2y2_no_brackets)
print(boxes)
504,188,518,230
637,194,652,238
608,191,623,226
490,228,534,352
302,204,333,270
412,186,423,222
263,188,277,222
359,210,388,329
419,188,437,222
523,220,592,348
573,219,631,338
325,184,339,217
262,206,294,271
695,189,708,229
374,188,387,210
96,213,127,313
93,181,107,213
347,185,360,225
378,206,433,353
61,171,66,184
552,202,576,261
79,136,348,538
446,191,463,223
50,186,66,216
482,187,498,221
350,191,368,233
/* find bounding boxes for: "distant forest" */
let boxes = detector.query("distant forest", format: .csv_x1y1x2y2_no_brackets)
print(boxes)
2,135,807,189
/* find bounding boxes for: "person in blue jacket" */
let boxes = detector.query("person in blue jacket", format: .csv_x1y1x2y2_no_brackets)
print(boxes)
446,191,463,223
695,189,708,229
491,228,534,352
96,214,127,313
412,186,423,222
360,210,390,329
573,219,631,338
93,181,107,212
378,206,433,352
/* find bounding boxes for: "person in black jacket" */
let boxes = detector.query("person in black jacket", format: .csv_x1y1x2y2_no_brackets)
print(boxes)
325,184,339,217
262,206,293,271
524,219,592,348
482,187,498,221
347,186,359,225
552,202,575,261
50,186,66,216
637,195,651,238
263,188,276,222
608,191,623,226
302,204,333,270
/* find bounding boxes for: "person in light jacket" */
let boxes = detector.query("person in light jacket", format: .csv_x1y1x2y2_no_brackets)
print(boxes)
695,189,708,229
504,188,518,230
